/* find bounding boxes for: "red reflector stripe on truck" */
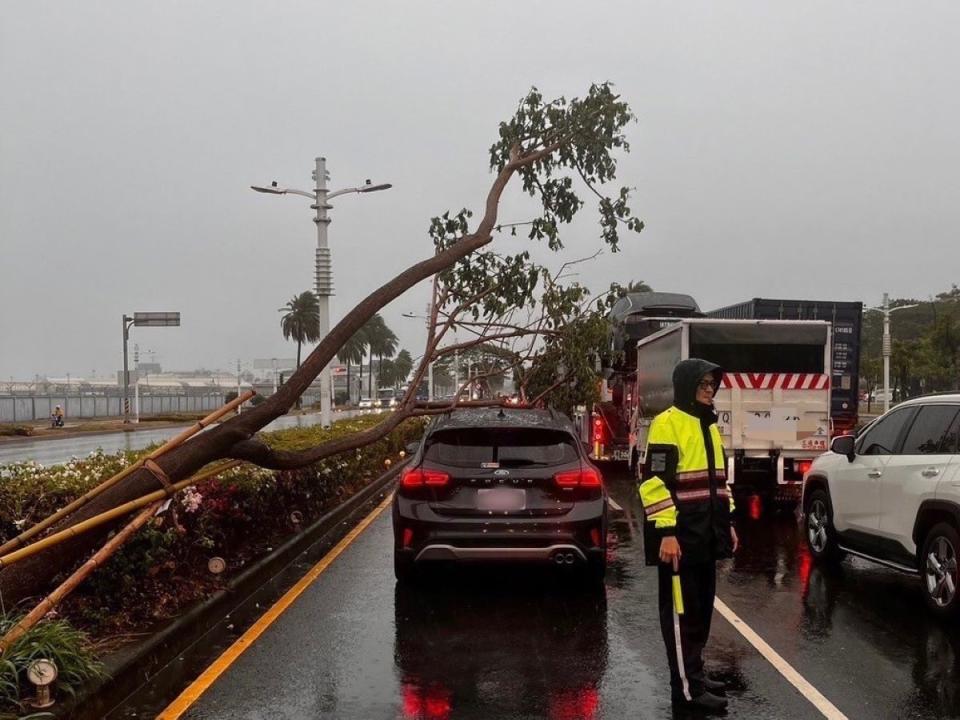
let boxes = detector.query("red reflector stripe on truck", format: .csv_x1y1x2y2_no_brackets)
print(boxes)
721,373,830,390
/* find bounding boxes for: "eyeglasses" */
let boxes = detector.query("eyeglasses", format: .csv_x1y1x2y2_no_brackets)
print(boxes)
697,380,718,390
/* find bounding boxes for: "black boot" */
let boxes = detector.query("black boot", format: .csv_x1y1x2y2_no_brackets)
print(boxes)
674,691,728,713
702,676,726,693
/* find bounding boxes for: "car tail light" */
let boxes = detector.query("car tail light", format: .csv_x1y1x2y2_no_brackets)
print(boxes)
580,467,602,487
401,468,450,488
554,468,603,489
402,528,414,548
795,460,812,476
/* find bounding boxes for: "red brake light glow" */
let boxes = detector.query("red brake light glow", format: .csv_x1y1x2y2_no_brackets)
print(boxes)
795,460,812,476
593,417,604,442
579,468,602,488
401,468,450,488
554,468,603,489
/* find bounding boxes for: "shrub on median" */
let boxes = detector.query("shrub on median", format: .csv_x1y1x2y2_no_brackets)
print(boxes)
51,414,425,635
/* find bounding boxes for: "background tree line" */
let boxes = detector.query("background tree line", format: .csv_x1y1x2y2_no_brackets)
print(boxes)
860,285,960,401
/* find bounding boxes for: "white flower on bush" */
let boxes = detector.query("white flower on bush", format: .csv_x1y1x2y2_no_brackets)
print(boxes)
181,487,203,513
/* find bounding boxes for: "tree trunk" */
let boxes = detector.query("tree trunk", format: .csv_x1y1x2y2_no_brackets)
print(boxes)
0,139,533,604
346,361,351,405
295,339,303,410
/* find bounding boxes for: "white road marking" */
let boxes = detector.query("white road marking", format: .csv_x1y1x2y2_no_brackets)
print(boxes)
714,597,848,720
607,497,623,512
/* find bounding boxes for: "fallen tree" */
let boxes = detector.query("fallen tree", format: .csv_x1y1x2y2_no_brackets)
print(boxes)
0,83,643,603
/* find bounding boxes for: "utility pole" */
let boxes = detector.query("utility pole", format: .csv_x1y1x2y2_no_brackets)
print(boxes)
882,293,892,414
122,315,132,423
313,158,333,427
237,358,242,415
252,161,390,427
879,293,919,413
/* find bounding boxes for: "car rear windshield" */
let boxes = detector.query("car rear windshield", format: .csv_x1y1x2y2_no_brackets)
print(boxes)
424,428,579,468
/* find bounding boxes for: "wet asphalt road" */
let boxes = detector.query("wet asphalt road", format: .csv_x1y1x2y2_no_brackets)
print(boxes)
110,465,960,719
0,409,371,466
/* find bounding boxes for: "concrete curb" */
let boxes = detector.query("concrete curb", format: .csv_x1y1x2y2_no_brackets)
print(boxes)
54,463,403,719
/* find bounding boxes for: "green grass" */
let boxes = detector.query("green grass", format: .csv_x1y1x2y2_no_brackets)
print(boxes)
0,611,104,717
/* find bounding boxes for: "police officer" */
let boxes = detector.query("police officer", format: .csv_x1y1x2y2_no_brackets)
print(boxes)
638,358,738,712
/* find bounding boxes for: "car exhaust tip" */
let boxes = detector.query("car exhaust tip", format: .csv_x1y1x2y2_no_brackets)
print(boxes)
553,553,566,565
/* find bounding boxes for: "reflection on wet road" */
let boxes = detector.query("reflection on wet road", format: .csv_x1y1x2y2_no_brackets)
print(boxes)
0,409,370,466
111,464,960,719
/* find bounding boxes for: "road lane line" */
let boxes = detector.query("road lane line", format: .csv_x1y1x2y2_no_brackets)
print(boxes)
607,497,623,512
157,492,394,720
714,597,848,720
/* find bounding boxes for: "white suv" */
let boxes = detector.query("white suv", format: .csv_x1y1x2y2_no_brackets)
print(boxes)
802,394,960,616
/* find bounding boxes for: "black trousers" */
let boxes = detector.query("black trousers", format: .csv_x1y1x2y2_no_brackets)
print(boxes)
657,560,717,701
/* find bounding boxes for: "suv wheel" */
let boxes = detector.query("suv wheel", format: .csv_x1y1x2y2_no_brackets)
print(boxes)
584,555,607,585
394,551,418,583
922,523,960,617
805,489,843,562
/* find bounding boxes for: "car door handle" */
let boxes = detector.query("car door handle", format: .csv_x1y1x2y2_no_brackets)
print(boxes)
922,467,941,478
867,470,882,479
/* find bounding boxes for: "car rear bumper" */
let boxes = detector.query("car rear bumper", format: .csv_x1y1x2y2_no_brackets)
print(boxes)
413,543,591,563
393,496,606,566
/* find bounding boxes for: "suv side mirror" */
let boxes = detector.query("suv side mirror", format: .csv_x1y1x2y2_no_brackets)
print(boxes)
831,434,856,462
405,442,420,456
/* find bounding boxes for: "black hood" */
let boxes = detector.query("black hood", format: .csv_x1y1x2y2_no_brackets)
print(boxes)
672,358,724,415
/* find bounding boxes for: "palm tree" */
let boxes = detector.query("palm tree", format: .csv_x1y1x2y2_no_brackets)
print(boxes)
337,331,366,405
393,349,413,388
362,315,399,397
374,326,399,395
358,315,381,399
278,291,321,370
623,280,653,295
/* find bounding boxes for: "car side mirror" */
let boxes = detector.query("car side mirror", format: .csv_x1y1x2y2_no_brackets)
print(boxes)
831,434,856,462
405,442,419,456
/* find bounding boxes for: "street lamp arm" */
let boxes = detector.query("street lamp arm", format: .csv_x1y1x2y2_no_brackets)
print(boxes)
327,183,393,200
250,185,317,200
252,184,392,202
889,304,920,314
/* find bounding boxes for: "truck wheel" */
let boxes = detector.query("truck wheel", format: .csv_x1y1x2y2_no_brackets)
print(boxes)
921,523,960,618
805,489,843,563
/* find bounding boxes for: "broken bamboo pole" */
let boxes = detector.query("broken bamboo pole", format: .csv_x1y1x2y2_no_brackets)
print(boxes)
0,461,242,570
0,390,255,556
0,499,163,654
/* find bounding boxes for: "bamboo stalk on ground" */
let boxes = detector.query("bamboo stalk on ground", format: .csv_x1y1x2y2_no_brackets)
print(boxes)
0,500,162,655
0,391,255,556
0,458,245,654
0,461,242,570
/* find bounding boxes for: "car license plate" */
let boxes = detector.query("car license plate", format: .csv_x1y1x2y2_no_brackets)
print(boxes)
477,488,526,512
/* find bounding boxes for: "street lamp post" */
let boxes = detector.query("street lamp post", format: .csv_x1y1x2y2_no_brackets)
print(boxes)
122,312,180,424
252,158,391,428
402,305,435,401
872,293,919,413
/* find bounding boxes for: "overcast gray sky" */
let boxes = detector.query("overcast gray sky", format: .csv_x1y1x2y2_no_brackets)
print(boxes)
2,1,958,381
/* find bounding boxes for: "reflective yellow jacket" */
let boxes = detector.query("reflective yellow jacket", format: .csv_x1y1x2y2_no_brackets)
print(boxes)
638,406,735,563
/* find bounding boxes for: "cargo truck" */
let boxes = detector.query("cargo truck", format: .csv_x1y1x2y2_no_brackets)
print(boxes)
628,318,833,500
707,298,862,436
586,292,701,461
